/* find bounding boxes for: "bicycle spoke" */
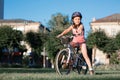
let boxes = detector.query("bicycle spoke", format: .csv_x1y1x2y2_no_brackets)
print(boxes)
55,49,70,75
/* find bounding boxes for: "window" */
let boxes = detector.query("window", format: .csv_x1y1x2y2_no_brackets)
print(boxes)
111,29,116,37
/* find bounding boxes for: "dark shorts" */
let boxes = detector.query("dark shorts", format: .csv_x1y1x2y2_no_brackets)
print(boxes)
70,41,86,48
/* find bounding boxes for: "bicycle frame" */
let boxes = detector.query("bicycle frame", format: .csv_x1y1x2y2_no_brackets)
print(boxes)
66,47,71,64
60,37,80,65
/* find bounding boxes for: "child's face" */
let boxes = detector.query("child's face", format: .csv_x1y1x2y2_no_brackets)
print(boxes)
73,17,81,25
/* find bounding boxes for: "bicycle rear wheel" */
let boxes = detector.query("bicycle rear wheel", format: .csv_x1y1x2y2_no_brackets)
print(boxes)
55,48,71,75
77,54,88,75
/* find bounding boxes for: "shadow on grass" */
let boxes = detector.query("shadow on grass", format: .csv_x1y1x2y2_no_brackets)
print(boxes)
0,67,120,76
0,68,56,73
0,68,120,80
95,71,120,75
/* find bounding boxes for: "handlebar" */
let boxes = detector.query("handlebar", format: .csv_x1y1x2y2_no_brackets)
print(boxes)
60,35,73,44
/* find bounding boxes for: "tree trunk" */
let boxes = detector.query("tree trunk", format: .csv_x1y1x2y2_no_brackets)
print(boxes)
92,45,97,66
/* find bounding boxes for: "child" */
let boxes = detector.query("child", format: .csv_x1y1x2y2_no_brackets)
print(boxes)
57,11,94,75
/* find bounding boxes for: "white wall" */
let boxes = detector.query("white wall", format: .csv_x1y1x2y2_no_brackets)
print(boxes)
91,22,120,37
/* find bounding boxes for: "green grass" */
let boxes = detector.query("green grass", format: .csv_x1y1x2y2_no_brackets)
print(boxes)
0,66,120,80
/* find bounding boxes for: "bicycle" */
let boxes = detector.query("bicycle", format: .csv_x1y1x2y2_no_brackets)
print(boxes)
55,36,88,75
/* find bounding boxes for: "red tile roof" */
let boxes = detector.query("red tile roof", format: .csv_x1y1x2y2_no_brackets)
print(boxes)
92,14,120,23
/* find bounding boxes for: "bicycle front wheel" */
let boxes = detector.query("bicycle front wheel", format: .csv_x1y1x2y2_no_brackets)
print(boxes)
55,48,71,75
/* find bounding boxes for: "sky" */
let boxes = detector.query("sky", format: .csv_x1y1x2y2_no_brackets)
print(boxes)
4,0,120,36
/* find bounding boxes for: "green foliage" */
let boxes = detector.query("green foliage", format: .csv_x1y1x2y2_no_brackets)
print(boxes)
86,30,97,48
46,13,71,60
86,30,109,50
87,29,120,54
0,25,24,48
45,30,63,60
40,33,49,47
47,13,70,31
115,32,120,49
103,38,118,53
0,26,13,47
86,29,120,64
25,31,44,54
108,31,120,64
95,31,108,50
110,53,120,64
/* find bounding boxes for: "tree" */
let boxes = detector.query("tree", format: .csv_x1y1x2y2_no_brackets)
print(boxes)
45,30,63,60
102,38,117,54
46,13,71,60
25,31,45,55
87,29,108,49
115,32,120,49
0,25,24,49
86,29,109,63
0,25,25,65
47,13,70,31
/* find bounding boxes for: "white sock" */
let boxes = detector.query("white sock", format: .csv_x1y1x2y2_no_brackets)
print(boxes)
89,68,93,71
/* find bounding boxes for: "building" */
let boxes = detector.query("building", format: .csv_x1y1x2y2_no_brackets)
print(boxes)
90,13,120,65
0,19,40,33
0,19,50,55
0,0,4,19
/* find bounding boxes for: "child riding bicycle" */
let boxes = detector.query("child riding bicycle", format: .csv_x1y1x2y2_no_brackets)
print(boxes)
57,11,94,75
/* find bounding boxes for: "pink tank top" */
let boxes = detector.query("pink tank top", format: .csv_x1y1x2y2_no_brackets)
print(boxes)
72,27,85,43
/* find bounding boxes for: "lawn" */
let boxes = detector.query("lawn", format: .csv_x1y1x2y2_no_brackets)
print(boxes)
0,65,120,80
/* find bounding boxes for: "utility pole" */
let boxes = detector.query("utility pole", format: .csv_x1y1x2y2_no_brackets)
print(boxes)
43,47,46,68
43,26,46,68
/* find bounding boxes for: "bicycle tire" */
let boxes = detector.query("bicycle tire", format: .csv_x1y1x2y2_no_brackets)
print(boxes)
55,48,71,75
77,54,88,75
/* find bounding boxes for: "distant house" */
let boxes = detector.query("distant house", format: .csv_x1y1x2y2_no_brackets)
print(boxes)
90,14,120,65
0,19,41,33
0,19,50,55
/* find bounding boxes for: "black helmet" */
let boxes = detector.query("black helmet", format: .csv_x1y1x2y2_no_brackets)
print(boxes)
72,12,82,19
